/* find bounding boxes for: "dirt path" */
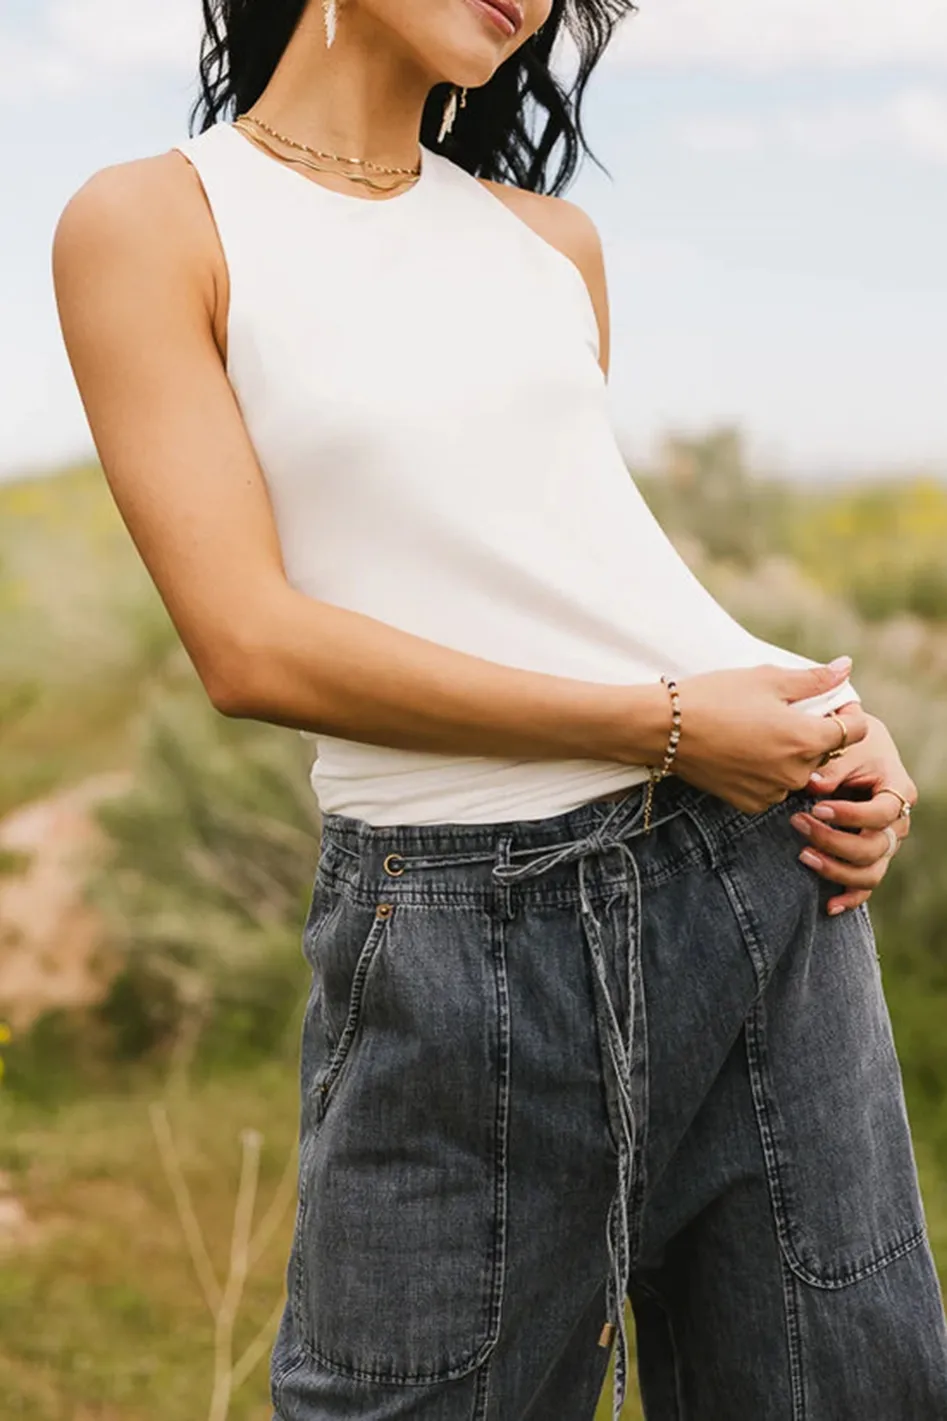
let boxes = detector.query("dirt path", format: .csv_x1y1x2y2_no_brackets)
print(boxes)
0,772,132,1033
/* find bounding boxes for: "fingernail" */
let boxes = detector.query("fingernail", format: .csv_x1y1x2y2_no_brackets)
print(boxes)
799,849,822,870
828,656,853,672
812,805,835,821
790,814,811,835
809,772,827,786
829,904,847,916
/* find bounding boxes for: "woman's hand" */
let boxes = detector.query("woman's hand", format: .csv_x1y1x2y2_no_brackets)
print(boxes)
786,714,918,915
672,658,868,815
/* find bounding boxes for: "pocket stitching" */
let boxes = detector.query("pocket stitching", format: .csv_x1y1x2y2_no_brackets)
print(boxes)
313,906,391,1115
291,904,393,1347
292,903,510,1384
745,997,927,1289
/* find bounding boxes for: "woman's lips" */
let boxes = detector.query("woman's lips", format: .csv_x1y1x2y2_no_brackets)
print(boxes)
461,0,523,39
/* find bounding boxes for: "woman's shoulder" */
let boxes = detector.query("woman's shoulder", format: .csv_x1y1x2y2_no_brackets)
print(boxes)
475,178,610,374
53,148,227,340
475,179,602,262
54,149,217,270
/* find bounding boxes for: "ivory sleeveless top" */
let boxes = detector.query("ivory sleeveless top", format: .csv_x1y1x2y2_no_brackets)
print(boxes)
173,123,857,826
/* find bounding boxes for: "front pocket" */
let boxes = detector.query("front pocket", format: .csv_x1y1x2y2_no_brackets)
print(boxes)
312,903,390,1116
741,888,928,1288
291,901,508,1384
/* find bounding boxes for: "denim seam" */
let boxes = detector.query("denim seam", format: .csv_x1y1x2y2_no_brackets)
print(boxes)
297,1341,500,1387
717,862,769,990
779,1252,807,1421
470,906,510,1421
486,909,512,1359
702,791,818,857
289,1131,312,1332
271,1345,307,1418
588,892,629,1161
745,1000,929,1291
628,886,650,1269
471,1349,494,1421
311,910,391,1113
781,1226,928,1291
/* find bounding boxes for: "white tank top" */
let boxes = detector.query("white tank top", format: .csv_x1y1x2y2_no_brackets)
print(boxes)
173,123,857,826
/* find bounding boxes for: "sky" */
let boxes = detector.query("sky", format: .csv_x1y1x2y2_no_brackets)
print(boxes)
1,0,946,482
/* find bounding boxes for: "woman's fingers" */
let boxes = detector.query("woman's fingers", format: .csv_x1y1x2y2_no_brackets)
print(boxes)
825,887,874,916
792,812,909,908
791,814,904,870
810,703,870,762
796,846,887,890
807,792,912,832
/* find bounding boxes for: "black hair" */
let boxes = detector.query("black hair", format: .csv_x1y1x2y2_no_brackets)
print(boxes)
191,0,637,195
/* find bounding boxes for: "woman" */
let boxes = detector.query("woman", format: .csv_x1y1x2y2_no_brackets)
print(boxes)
52,1,947,1417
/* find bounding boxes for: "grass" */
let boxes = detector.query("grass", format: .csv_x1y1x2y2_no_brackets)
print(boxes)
0,1065,299,1421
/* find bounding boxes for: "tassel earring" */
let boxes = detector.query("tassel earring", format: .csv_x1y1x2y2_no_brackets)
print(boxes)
323,0,338,48
438,85,467,144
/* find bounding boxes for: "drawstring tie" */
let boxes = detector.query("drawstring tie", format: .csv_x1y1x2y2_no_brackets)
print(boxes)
492,795,650,1421
381,786,682,1420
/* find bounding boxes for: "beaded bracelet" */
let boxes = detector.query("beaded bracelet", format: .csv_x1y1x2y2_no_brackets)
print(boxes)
643,675,682,832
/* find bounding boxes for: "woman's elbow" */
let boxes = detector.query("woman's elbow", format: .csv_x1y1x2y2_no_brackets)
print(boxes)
198,638,272,719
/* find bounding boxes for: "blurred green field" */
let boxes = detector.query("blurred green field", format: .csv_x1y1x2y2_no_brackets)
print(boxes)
1,438,946,1420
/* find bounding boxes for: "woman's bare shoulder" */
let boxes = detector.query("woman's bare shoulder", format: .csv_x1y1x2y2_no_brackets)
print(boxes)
476,177,610,373
54,150,223,300
53,149,227,350
476,179,600,262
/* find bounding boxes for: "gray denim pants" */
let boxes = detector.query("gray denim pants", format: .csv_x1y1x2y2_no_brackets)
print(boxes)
270,775,947,1420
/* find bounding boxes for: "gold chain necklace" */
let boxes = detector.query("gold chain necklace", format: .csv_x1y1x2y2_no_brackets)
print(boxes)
234,113,422,195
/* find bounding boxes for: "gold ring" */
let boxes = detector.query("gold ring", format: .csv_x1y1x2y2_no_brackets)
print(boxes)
827,711,849,753
876,787,912,820
882,825,899,859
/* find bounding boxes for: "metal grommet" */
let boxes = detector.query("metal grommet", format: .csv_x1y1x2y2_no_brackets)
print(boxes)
383,853,406,878
375,902,394,919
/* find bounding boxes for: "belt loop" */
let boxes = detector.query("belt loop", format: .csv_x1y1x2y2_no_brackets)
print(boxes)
683,799,720,871
494,835,515,922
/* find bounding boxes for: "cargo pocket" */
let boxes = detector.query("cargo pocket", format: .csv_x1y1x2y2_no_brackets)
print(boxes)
290,897,509,1384
743,889,927,1289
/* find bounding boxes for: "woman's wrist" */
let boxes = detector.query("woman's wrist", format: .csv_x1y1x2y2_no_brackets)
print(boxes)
575,681,673,767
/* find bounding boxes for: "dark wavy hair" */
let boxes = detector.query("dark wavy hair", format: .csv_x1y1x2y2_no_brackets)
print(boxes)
191,0,637,195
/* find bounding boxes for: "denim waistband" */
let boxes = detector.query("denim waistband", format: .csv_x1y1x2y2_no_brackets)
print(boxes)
318,776,815,913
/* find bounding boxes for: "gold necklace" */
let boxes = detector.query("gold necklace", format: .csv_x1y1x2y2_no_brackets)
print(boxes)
234,113,422,190
234,122,421,196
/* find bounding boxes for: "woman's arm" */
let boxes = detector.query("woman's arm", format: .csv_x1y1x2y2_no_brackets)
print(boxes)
52,154,864,814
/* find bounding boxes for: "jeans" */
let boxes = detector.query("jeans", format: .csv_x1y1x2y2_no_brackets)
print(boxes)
270,774,947,1420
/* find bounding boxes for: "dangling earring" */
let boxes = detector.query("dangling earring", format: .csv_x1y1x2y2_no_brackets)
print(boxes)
438,85,467,144
323,0,338,48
